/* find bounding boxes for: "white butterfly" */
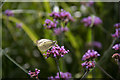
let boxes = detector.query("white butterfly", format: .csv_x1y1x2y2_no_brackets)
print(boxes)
36,39,57,52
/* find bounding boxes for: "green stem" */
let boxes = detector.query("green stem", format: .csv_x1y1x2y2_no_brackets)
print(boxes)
55,59,61,80
2,49,28,74
98,38,117,64
0,0,5,8
91,27,94,49
91,27,96,78
80,71,88,80
95,62,116,80
99,25,111,36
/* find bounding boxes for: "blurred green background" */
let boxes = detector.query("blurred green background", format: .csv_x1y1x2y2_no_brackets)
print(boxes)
1,2,120,79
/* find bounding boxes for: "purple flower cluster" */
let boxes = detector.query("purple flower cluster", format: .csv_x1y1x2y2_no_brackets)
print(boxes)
112,23,120,38
112,23,120,62
50,9,74,22
81,50,100,70
44,9,74,35
54,27,68,35
81,61,95,69
82,50,100,61
48,72,72,80
44,19,57,29
81,16,102,27
112,44,120,50
4,10,14,16
28,68,40,78
43,44,69,59
80,0,94,6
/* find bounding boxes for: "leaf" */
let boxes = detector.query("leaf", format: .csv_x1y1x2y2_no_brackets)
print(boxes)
2,16,39,44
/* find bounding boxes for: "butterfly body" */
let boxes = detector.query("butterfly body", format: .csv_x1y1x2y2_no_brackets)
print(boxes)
36,39,56,52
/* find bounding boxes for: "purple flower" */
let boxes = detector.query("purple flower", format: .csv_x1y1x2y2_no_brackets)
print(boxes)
44,44,69,59
53,27,69,35
82,50,100,61
49,12,60,19
112,44,120,50
112,53,120,62
54,28,62,35
44,19,57,29
87,41,102,49
45,19,51,24
44,9,73,35
28,68,40,79
48,76,55,80
81,16,102,27
16,23,22,28
81,61,95,70
114,23,120,28
49,9,74,22
48,72,72,80
112,28,120,38
87,0,94,6
61,27,69,32
112,23,120,38
81,49,100,70
93,41,102,49
80,0,94,6
4,10,14,16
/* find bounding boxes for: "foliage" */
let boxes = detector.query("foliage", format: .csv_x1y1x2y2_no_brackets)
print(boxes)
1,2,120,79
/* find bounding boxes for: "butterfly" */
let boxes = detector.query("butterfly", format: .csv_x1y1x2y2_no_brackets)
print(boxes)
36,39,57,52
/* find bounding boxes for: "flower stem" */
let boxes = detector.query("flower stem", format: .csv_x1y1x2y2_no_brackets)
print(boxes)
80,71,88,80
0,0,5,8
95,62,116,80
118,60,120,73
98,38,117,64
2,49,28,74
55,59,61,80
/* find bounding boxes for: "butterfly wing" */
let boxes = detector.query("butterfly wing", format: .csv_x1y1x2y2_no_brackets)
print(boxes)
36,39,56,52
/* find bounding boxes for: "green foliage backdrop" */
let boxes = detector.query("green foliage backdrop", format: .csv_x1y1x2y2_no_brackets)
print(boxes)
1,2,120,79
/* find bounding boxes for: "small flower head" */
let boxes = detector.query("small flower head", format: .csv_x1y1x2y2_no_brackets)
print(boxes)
81,61,95,71
112,53,120,62
112,28,120,38
48,76,55,80
112,23,120,38
82,50,100,61
28,68,40,79
44,19,57,29
81,16,102,27
16,23,22,28
44,44,69,59
114,23,120,28
87,41,102,49
48,72,72,80
112,44,120,50
4,10,14,16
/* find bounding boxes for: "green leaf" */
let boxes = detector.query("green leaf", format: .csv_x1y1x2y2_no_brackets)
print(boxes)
2,15,39,44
